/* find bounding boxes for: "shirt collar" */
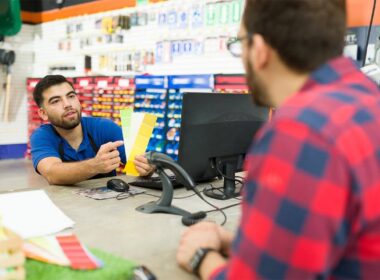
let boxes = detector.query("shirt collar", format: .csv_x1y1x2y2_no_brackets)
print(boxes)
300,56,360,92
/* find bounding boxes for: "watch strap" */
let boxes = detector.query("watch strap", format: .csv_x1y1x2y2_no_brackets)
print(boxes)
190,248,218,276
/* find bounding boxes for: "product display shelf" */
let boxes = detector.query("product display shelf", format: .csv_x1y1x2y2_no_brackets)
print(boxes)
213,74,249,94
74,76,95,117
91,76,114,119
166,74,214,161
133,75,168,154
111,76,135,126
26,78,42,158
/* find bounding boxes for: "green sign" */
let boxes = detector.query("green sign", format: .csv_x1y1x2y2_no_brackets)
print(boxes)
137,0,148,6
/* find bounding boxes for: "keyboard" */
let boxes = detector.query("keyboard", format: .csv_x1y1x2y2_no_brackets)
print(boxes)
129,175,183,190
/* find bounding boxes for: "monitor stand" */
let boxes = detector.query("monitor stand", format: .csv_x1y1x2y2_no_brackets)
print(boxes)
136,168,190,216
203,159,241,200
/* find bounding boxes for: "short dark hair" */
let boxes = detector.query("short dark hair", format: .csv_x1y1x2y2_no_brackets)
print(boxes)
33,75,74,107
243,0,346,72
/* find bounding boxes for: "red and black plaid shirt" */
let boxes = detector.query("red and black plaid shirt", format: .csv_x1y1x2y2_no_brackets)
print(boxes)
211,57,380,279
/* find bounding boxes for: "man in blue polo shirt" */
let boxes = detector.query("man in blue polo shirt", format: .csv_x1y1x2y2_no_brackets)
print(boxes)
30,75,153,185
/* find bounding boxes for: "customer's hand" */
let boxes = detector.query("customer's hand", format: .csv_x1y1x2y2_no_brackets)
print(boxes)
134,154,155,176
177,222,223,272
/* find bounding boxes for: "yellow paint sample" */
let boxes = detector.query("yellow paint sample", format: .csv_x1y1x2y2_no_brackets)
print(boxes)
120,109,157,176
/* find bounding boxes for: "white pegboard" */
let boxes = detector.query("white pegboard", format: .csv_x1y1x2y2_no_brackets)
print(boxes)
0,24,35,145
31,0,245,77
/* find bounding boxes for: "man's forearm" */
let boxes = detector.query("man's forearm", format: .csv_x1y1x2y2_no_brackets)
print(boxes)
199,251,227,280
44,159,99,185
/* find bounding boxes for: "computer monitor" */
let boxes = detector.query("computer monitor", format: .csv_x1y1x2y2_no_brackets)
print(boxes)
177,93,269,200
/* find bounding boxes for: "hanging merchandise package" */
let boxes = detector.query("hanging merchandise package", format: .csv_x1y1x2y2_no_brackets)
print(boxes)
0,0,22,36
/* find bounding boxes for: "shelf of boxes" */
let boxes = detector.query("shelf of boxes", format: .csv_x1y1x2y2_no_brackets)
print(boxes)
26,78,42,158
134,75,168,154
166,75,214,161
214,74,275,119
91,76,115,119
213,74,248,94
111,76,135,126
74,76,95,117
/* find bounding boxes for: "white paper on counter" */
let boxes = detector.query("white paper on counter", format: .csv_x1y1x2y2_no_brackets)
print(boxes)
0,190,74,239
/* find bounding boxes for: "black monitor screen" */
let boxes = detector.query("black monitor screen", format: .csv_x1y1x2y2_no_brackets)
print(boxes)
178,93,269,200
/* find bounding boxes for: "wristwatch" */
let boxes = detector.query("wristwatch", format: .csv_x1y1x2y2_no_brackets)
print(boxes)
189,248,217,276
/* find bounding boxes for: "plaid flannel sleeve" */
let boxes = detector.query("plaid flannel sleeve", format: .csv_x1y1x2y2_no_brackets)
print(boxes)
211,118,351,279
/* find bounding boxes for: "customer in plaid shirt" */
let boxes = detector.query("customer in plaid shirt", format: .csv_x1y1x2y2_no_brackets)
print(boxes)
176,0,380,279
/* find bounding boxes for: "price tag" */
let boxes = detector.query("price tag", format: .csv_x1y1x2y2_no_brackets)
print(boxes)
79,80,89,87
97,80,108,88
118,79,130,87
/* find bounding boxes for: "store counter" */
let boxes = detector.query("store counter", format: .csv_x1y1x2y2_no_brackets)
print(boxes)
0,159,241,279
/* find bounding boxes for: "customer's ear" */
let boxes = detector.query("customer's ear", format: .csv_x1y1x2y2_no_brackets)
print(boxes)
251,34,271,71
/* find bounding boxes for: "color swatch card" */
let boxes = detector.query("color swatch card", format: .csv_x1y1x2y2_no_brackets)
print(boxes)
120,108,157,176
24,234,103,270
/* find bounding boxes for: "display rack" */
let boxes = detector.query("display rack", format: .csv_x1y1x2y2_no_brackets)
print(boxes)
91,76,114,119
166,74,214,160
26,78,42,158
111,76,135,126
214,74,248,93
73,76,95,117
134,75,168,153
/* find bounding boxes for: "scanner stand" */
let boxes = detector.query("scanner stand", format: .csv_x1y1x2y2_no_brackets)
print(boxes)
136,168,190,216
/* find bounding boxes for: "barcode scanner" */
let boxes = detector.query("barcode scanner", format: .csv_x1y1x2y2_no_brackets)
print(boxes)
135,152,206,222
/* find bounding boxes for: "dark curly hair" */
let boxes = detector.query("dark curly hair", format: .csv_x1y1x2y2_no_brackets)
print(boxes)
33,75,74,107
243,0,346,72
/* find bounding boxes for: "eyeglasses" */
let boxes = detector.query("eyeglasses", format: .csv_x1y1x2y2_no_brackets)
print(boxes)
226,34,252,57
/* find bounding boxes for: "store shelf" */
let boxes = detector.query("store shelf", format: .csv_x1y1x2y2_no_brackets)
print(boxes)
134,75,168,154
165,74,214,161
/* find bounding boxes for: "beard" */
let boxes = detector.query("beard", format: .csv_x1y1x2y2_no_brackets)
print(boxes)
49,108,82,130
246,60,271,107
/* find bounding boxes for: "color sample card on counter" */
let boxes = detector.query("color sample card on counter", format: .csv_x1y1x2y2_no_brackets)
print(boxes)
24,233,103,270
120,108,157,176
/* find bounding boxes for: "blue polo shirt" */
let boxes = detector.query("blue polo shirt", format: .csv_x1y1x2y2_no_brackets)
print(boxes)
31,117,126,172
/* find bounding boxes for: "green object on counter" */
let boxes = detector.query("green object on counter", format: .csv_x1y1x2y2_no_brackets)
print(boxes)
25,248,136,280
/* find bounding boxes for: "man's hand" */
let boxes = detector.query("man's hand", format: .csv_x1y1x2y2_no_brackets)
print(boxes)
134,155,155,176
217,225,234,257
91,141,123,174
177,222,223,273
